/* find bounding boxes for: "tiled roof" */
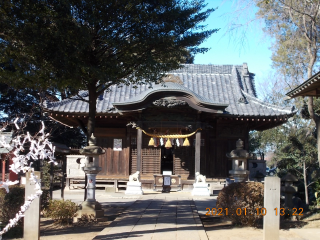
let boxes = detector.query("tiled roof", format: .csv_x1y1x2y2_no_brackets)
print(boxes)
44,64,294,117
286,70,320,98
112,82,228,107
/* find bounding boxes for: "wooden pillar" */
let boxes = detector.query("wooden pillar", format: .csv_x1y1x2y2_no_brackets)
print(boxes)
50,162,53,199
61,155,66,199
195,130,201,176
2,156,5,182
126,125,131,176
137,128,142,176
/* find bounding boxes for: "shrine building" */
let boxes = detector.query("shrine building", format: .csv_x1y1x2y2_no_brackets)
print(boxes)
44,63,295,190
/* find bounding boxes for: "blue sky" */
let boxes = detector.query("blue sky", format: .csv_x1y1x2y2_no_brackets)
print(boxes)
194,0,272,92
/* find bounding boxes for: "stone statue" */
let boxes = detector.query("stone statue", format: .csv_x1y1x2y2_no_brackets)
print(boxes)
129,171,140,182
192,172,210,196
195,172,206,184
126,171,143,195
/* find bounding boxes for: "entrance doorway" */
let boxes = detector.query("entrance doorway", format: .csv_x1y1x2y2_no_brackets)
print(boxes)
161,146,173,174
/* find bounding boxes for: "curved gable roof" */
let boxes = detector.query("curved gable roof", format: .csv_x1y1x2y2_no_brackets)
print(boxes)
112,82,228,113
44,64,294,117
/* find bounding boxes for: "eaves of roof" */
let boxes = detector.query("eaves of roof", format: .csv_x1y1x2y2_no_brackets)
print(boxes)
286,71,320,98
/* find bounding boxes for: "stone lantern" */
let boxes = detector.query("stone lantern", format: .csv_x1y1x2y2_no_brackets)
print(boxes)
281,173,298,208
76,134,105,220
226,139,250,182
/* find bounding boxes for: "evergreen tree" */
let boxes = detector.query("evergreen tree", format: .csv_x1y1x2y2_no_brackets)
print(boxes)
0,83,86,148
0,0,218,139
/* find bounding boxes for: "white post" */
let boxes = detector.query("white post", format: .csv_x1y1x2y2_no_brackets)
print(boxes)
263,177,280,240
24,171,40,240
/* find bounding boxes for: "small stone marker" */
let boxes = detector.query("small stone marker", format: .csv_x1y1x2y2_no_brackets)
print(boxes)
24,171,40,240
263,176,280,240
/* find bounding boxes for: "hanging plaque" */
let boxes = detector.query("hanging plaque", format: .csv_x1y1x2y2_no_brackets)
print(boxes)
113,139,122,151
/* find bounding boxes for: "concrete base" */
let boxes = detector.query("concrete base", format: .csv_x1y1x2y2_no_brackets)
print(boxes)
125,182,143,195
74,200,104,222
191,182,210,196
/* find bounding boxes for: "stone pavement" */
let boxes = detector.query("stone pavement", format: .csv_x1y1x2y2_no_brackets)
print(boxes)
93,196,207,240
52,190,320,240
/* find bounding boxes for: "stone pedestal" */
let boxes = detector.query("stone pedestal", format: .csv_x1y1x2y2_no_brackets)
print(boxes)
84,172,99,201
229,169,250,182
125,182,143,195
75,168,105,221
191,183,210,196
77,201,104,219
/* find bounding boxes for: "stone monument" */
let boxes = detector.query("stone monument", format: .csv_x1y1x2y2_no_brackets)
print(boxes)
75,134,105,221
125,171,143,195
226,139,250,182
24,171,40,240
191,172,210,196
263,177,280,240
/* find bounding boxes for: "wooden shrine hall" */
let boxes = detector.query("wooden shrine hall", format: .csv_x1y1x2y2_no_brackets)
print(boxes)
44,64,296,190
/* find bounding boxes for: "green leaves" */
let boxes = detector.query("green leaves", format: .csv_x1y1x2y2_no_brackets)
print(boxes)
0,0,217,91
0,0,217,137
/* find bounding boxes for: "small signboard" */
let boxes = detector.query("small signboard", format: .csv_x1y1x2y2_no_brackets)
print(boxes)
113,139,122,151
163,176,171,186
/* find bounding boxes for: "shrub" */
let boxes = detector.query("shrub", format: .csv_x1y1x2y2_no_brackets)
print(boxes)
40,189,51,211
216,182,264,227
45,199,78,224
0,185,25,238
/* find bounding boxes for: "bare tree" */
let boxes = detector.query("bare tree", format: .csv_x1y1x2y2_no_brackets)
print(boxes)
225,0,320,166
